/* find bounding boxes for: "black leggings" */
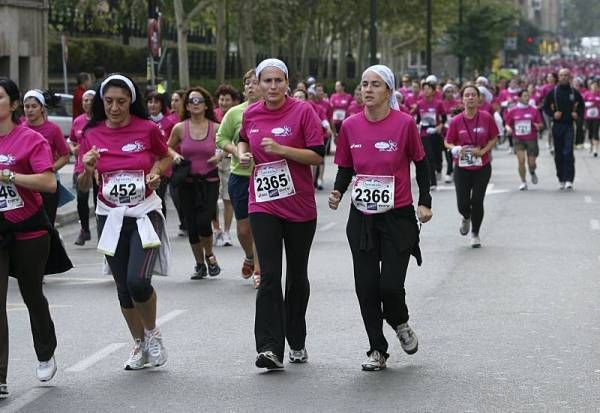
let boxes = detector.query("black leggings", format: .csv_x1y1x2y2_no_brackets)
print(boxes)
156,176,170,218
178,179,219,244
0,234,56,383
73,172,98,232
346,206,418,357
453,163,492,235
421,135,438,186
169,179,186,230
41,191,58,226
587,119,600,141
97,212,162,309
250,213,316,361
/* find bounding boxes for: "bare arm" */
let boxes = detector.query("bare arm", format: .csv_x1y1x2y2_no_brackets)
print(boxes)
1,170,57,193
53,154,69,172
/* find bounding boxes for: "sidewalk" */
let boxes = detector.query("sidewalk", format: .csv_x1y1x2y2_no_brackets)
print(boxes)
55,163,82,228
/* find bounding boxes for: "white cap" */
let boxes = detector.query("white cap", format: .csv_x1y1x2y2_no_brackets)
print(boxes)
476,76,489,86
362,65,399,110
425,75,438,84
256,58,288,79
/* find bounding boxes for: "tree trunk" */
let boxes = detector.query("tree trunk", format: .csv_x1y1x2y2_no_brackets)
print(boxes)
336,37,345,81
326,30,335,80
215,0,226,84
288,37,297,82
299,22,311,77
177,27,190,88
356,26,365,78
238,2,256,71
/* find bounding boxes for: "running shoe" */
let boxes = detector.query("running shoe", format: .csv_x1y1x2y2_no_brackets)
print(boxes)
519,182,528,191
396,323,419,355
361,350,386,371
530,172,538,185
74,229,91,246
191,263,207,280
206,255,221,276
565,181,573,190
255,351,284,370
459,218,471,236
558,182,565,190
0,383,8,399
289,348,308,363
594,151,598,157
317,179,324,191
177,228,187,237
124,339,147,370
36,356,57,382
213,231,224,247
145,329,167,367
470,233,481,248
222,232,233,246
444,174,452,183
430,185,437,191
253,271,261,289
241,258,254,279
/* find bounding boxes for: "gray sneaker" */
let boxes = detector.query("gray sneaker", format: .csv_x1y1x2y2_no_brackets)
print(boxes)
255,351,284,370
459,218,471,236
124,339,147,370
361,350,387,371
289,348,308,363
145,329,167,367
530,172,538,185
396,323,419,355
470,233,481,248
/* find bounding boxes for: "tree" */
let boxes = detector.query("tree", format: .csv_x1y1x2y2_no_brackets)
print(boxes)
215,0,226,84
173,0,210,88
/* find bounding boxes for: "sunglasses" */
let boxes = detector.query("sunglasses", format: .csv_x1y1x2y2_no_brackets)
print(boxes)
189,96,205,105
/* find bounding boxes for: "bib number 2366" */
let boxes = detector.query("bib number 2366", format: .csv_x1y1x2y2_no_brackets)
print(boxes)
254,159,295,203
102,170,146,206
351,175,394,214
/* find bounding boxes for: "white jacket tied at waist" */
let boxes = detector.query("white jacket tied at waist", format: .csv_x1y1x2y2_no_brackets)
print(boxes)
96,192,171,276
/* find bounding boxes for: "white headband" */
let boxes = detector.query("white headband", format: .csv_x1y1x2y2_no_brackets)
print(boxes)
23,90,46,106
362,65,399,110
256,58,288,79
100,75,136,103
83,89,96,99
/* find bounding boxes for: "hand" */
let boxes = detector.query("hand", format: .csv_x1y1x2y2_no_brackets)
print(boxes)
571,112,578,120
72,144,80,156
173,153,184,165
0,169,10,184
82,146,100,173
146,173,161,190
260,138,284,155
207,154,222,166
450,146,463,157
553,111,562,120
471,147,484,157
238,152,253,167
328,190,342,210
416,205,432,223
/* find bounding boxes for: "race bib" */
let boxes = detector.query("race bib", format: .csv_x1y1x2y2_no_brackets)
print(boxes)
351,175,395,214
445,115,453,128
458,146,483,168
254,160,295,203
586,107,599,118
102,170,146,206
333,109,346,121
421,112,436,126
0,182,23,212
514,119,532,136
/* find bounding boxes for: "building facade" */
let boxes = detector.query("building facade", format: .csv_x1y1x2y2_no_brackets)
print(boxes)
0,0,49,90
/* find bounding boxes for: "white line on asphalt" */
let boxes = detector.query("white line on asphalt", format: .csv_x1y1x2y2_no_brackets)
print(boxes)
3,387,52,413
156,309,187,326
591,219,600,231
7,304,72,312
66,343,127,372
584,196,593,204
318,222,337,232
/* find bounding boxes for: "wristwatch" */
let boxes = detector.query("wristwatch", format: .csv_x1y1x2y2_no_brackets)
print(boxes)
2,169,15,184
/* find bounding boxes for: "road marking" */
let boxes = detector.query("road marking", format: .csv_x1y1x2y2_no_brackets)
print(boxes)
3,387,52,413
486,183,510,195
591,220,600,231
585,196,593,204
156,309,187,326
318,222,337,232
44,277,112,286
66,342,127,372
7,304,72,312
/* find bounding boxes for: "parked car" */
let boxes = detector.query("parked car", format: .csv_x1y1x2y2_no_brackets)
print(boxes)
47,93,73,138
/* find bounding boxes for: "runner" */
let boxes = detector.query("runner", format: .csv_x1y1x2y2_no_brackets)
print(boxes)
504,90,544,190
168,87,222,279
70,89,98,245
238,58,323,370
0,78,60,397
168,90,187,236
308,87,333,190
416,81,446,189
23,90,70,225
72,72,91,119
445,85,499,248
441,83,461,183
329,64,432,371
583,79,600,157
346,85,364,116
216,69,263,287
330,80,353,134
78,73,171,370
541,73,558,154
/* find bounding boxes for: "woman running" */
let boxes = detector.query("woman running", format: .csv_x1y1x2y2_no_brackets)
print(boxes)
78,74,171,370
583,79,600,157
445,85,499,248
329,65,432,371
168,90,187,235
238,58,324,370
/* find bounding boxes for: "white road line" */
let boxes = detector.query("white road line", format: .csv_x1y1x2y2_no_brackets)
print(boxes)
585,196,593,204
7,304,72,312
318,222,337,232
3,387,52,413
591,220,600,231
156,309,187,326
66,343,127,372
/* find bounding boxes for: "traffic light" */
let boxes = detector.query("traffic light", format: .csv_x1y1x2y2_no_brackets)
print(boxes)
527,36,534,44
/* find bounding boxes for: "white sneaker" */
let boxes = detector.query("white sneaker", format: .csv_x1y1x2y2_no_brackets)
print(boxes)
558,182,565,190
470,233,481,248
519,182,528,191
396,323,419,354
36,356,57,382
124,339,147,370
221,232,233,247
565,181,573,190
530,172,538,185
430,185,437,191
0,383,7,399
361,350,387,371
255,351,284,370
289,348,308,363
213,231,224,247
459,218,471,236
145,329,167,367
444,174,452,183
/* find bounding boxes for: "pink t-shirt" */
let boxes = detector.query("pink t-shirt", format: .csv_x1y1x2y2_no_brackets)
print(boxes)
240,97,323,222
26,120,70,160
308,100,328,143
329,92,353,123
504,105,542,141
213,108,224,123
347,101,363,116
446,110,499,170
80,116,168,207
583,91,600,120
153,115,177,178
180,120,219,179
313,98,332,122
479,101,495,116
335,110,426,211
442,99,462,134
416,98,445,137
0,125,54,240
70,114,89,174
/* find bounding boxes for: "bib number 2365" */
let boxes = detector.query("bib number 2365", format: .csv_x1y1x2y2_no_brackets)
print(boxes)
254,159,295,203
102,170,146,206
351,175,394,214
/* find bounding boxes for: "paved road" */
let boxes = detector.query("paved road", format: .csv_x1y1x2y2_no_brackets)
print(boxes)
2,143,600,412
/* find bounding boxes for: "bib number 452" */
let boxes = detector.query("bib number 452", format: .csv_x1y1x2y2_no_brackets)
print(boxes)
109,183,137,198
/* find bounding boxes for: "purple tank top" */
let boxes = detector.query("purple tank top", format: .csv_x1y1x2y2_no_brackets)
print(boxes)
181,119,218,177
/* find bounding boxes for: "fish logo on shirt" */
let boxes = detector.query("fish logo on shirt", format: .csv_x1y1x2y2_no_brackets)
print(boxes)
121,141,145,153
0,154,16,165
374,140,398,152
271,126,292,137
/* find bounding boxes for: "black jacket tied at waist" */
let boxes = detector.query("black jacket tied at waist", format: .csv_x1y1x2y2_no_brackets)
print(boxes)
184,169,219,208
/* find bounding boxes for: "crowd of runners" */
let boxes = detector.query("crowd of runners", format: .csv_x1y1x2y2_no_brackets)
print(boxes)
0,55,597,396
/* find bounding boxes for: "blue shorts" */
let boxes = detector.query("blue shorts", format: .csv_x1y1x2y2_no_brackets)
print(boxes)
228,174,250,220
